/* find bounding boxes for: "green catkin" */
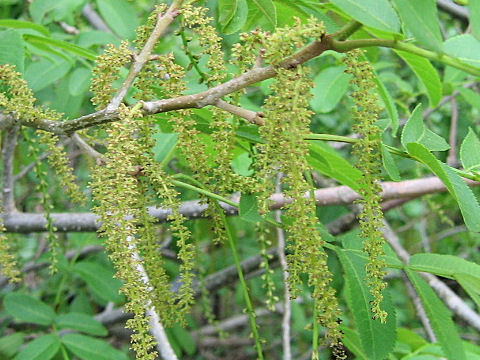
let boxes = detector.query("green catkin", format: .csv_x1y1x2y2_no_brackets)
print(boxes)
252,19,345,356
1,66,82,273
343,49,388,323
90,41,132,109
256,224,278,311
90,107,158,360
0,229,20,283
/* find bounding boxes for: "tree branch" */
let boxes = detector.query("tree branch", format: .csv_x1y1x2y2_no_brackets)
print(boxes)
2,177,478,232
2,125,18,214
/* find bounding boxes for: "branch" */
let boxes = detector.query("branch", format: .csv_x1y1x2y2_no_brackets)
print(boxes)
107,1,185,110
81,3,113,33
2,125,18,214
2,177,478,232
437,0,469,20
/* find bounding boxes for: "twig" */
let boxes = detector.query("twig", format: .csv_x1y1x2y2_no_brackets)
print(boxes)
58,22,80,35
447,98,459,167
127,235,178,360
402,272,437,342
107,0,185,111
2,176,478,232
81,3,113,33
2,125,19,213
215,100,265,125
382,220,480,332
436,0,469,20
71,133,105,163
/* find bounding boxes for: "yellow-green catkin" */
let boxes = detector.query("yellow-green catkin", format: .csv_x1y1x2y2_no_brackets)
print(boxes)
0,229,20,283
344,49,388,323
1,65,82,273
253,19,345,356
90,107,159,360
90,41,132,109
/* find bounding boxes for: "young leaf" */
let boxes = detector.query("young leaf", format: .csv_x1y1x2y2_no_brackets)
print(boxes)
171,325,196,355
25,57,71,92
72,261,124,304
307,142,363,192
391,0,443,52
68,67,91,96
444,34,480,67
61,334,128,360
460,128,480,172
329,0,400,33
222,0,248,34
14,335,60,360
95,0,139,40
55,313,108,336
459,88,480,113
408,253,480,279
0,19,49,36
0,29,25,73
336,249,397,360
310,65,351,113
469,0,480,41
341,327,369,360
455,273,480,310
239,193,262,224
381,144,401,181
245,0,276,31
372,71,399,136
401,104,450,151
394,50,442,107
405,269,466,360
0,333,24,358
4,293,55,326
23,34,97,60
406,142,480,232
218,0,237,26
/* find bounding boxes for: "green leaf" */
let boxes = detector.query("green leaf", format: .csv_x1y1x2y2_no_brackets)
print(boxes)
336,249,397,359
171,325,196,355
459,87,480,112
310,65,351,113
372,71,399,135
408,253,480,279
96,0,139,40
245,0,276,31
4,293,55,326
218,0,237,26
0,333,24,358
23,34,97,60
76,30,120,48
455,273,480,310
55,313,108,336
0,19,49,36
275,1,310,26
239,193,262,223
152,131,178,167
444,34,480,67
460,128,480,172
29,0,60,23
406,142,480,232
68,67,91,96
0,29,25,73
13,335,60,360
405,269,466,360
394,50,442,107
391,0,443,52
25,57,71,92
329,0,400,33
401,104,450,151
341,327,368,360
308,141,362,192
381,144,401,181
61,334,128,360
470,0,480,41
222,0,248,34
72,261,124,303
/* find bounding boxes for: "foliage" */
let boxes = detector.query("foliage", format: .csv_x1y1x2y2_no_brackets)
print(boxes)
0,0,480,359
